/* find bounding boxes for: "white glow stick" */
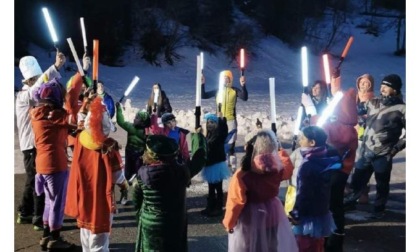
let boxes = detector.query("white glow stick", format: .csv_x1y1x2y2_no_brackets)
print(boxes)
42,7,58,43
125,76,140,97
316,91,343,127
217,71,225,109
294,106,303,135
269,77,277,124
80,17,87,49
196,55,202,106
66,38,84,76
323,54,331,84
301,46,308,87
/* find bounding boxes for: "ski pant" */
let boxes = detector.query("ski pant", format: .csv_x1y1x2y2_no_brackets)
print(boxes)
352,154,393,213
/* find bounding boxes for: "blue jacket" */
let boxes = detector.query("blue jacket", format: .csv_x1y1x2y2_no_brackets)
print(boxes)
292,146,341,218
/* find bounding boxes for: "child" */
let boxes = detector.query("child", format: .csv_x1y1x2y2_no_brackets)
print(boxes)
289,126,341,252
223,129,298,252
115,102,151,204
32,74,80,251
146,83,173,117
65,97,129,251
200,113,231,217
149,112,190,164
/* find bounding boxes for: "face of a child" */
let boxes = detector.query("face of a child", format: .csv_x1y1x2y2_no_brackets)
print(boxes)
206,120,217,131
299,134,314,148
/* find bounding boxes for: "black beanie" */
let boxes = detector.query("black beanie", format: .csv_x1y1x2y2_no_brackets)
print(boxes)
381,74,402,93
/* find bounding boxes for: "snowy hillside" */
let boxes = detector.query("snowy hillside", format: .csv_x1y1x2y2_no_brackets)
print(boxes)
13,9,406,144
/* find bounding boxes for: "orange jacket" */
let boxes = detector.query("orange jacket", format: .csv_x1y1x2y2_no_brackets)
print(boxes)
222,149,293,231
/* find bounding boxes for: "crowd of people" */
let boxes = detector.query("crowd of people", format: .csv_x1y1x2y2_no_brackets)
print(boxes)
15,49,405,251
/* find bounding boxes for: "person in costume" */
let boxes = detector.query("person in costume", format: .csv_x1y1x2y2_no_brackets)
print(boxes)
201,70,248,170
322,87,359,251
149,112,190,164
16,52,65,230
97,81,116,119
200,113,230,217
32,73,82,251
65,96,129,251
223,129,298,252
133,133,207,252
116,102,151,204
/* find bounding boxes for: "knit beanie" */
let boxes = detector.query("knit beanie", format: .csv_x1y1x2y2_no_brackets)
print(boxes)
381,74,402,94
204,113,218,124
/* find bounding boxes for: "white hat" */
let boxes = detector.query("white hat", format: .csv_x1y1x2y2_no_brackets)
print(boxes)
19,56,42,83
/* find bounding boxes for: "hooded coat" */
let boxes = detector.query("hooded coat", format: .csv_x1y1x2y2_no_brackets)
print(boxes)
133,133,207,252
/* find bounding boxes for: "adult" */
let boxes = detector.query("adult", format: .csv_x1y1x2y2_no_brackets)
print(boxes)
344,74,406,219
15,52,65,230
201,70,248,168
65,97,129,251
146,83,173,118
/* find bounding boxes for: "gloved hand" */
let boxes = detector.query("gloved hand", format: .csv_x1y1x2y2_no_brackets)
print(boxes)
390,147,398,157
332,67,341,78
54,51,66,70
301,93,317,116
82,53,91,71
116,102,121,108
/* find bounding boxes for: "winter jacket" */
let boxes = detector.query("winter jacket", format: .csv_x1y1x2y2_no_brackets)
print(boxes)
205,117,228,166
292,146,341,218
149,114,190,163
116,105,147,152
356,74,375,138
323,88,359,174
201,83,248,121
133,133,206,252
359,95,406,157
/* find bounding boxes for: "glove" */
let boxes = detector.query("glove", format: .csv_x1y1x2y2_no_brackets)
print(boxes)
82,54,91,71
55,52,66,70
301,93,317,116
332,67,341,78
390,147,398,157
116,102,121,108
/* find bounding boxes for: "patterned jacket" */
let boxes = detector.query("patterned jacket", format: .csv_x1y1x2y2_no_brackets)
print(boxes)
360,95,406,157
